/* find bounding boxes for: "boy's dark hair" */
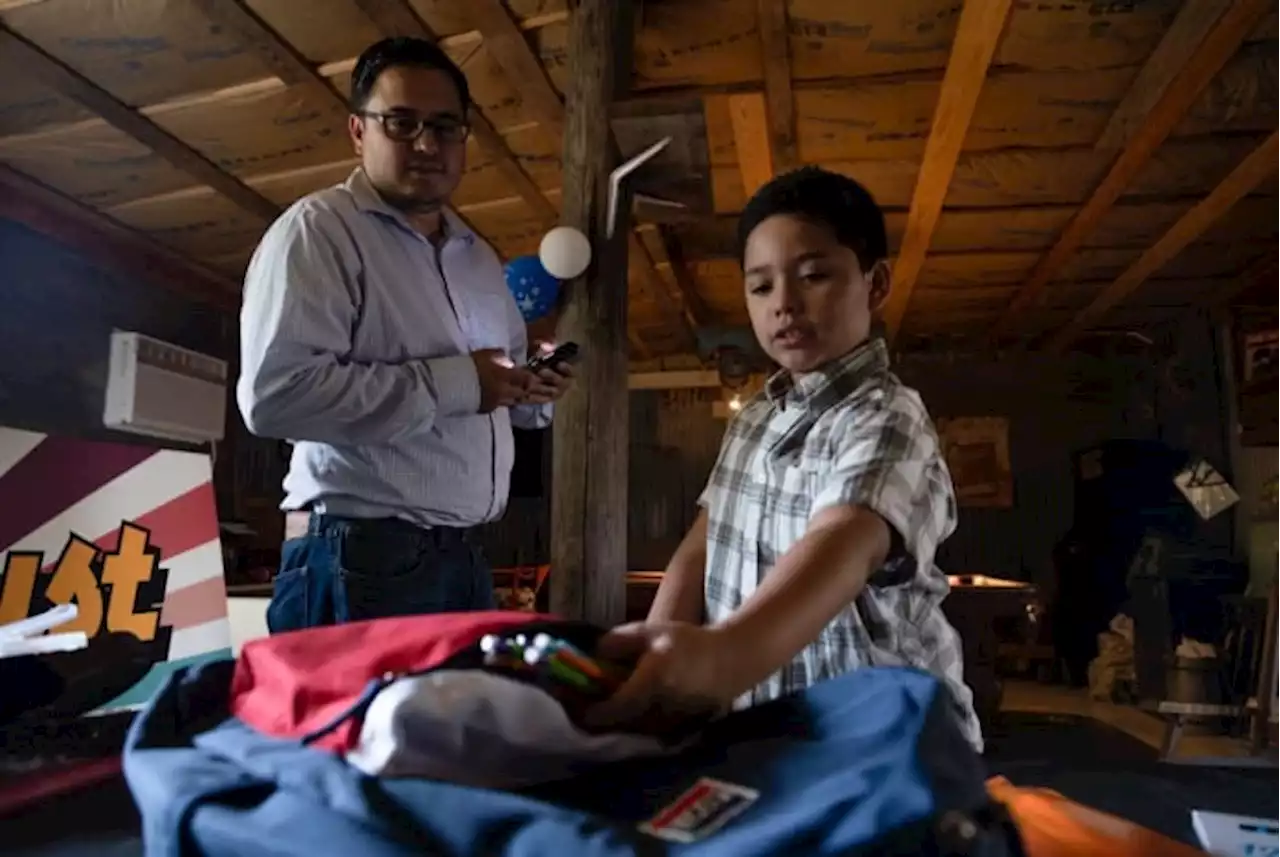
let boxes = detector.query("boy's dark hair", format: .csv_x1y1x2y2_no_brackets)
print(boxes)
736,166,887,272
350,37,471,112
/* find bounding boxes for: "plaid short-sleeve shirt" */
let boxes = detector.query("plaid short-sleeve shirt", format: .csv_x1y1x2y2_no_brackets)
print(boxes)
700,338,982,750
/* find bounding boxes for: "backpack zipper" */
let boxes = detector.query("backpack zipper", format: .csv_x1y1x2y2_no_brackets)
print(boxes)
301,619,607,745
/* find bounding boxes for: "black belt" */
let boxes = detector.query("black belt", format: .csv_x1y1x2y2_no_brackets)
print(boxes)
285,510,473,544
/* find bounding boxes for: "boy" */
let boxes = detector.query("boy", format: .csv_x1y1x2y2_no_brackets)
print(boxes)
586,167,982,750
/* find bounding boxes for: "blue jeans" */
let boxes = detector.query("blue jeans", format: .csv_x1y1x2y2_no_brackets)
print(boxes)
265,514,494,634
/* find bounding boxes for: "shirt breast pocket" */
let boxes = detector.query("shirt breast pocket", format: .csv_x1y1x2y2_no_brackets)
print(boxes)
466,292,515,354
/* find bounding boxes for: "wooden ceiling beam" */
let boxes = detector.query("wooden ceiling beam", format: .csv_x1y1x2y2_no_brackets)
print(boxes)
879,0,1015,341
1045,131,1279,353
1205,255,1278,310
629,232,699,348
725,0,798,197
465,0,566,138
350,0,441,39
992,0,1272,339
0,13,569,145
727,93,774,200
755,0,798,174
189,0,347,107
1094,0,1234,152
615,67,960,114
469,111,558,226
0,26,279,221
0,165,239,309
656,226,713,328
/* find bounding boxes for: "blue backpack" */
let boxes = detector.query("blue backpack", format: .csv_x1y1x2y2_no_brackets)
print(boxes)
123,618,1020,856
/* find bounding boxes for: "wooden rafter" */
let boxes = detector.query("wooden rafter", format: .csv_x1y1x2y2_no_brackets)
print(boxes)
992,0,1272,339
1204,255,1278,310
617,67,954,114
470,111,558,226
1044,131,1279,353
188,0,347,107
0,164,238,309
880,0,1014,341
727,93,775,200
466,0,566,138
1094,0,1234,152
350,0,440,39
755,0,797,174
656,226,712,328
0,26,279,221
725,0,798,198
629,232,699,347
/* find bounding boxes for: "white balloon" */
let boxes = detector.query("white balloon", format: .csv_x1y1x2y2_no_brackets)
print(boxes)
539,226,592,280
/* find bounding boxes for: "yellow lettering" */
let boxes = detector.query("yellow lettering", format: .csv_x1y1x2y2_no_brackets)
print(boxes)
44,538,104,636
0,552,40,626
101,523,160,641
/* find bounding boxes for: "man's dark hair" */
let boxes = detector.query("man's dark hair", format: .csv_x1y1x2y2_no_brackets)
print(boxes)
736,166,887,272
349,37,471,112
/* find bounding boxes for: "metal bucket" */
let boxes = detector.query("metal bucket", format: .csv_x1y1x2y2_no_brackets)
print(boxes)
1165,655,1228,735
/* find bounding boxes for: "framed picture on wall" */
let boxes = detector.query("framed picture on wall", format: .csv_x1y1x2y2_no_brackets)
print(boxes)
936,417,1014,508
1243,330,1278,384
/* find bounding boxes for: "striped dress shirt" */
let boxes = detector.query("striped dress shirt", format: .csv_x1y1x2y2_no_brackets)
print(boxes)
237,169,552,530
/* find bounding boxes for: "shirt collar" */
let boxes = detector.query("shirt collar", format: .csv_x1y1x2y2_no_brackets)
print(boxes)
764,337,890,410
345,168,475,246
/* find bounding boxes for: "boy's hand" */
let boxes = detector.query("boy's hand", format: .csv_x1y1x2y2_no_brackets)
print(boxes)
583,621,739,735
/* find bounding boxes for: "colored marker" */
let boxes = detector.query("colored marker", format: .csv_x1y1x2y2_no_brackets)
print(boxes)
543,655,593,691
552,647,607,682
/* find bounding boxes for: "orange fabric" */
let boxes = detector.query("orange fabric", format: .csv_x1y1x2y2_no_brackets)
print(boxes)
987,777,1208,857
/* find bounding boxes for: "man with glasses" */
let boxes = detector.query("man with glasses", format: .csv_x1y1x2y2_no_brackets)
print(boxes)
237,38,574,631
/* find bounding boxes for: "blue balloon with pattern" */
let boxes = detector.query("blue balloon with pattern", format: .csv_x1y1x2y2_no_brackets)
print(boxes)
504,255,561,322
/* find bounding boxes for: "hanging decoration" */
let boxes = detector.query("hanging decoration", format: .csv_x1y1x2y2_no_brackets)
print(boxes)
504,255,560,322
538,226,592,280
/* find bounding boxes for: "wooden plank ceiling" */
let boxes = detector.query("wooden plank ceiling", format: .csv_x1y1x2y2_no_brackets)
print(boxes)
0,0,1275,360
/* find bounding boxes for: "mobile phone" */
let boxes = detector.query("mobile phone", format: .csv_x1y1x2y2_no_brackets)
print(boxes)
527,341,581,374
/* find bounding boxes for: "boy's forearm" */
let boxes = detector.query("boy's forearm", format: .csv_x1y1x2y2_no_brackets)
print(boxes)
647,510,709,624
713,505,891,696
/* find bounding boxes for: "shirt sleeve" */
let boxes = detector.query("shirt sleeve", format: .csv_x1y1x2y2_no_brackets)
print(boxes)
504,279,554,431
810,385,956,586
236,202,480,445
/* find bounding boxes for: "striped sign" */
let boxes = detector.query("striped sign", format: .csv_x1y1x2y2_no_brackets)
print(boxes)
0,426,231,712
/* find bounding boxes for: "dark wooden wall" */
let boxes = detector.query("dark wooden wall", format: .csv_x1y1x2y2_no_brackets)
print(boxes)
0,219,232,433
894,349,1154,584
481,312,1236,587
0,218,239,515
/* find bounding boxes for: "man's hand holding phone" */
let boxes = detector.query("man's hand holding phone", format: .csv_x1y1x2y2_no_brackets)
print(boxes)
472,350,534,413
523,341,578,405
470,343,578,412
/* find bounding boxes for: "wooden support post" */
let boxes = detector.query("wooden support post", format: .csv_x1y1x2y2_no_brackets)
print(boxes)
549,0,633,626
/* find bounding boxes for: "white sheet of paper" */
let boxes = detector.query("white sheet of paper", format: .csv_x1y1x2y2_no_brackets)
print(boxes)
1174,460,1240,521
1191,809,1278,857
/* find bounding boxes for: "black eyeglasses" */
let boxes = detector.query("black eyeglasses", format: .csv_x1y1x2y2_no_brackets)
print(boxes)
358,111,470,145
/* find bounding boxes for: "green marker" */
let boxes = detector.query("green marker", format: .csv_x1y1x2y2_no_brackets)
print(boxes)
544,653,593,691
